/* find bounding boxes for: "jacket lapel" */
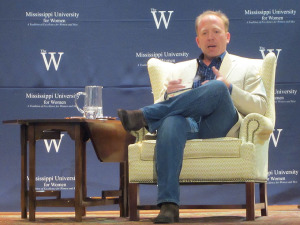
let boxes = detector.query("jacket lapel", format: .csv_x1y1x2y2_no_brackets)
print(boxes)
220,53,236,78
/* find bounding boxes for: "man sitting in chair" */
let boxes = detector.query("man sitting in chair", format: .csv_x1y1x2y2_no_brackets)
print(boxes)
118,10,267,224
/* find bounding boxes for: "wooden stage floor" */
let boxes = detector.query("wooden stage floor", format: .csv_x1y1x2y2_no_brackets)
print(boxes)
1,205,299,224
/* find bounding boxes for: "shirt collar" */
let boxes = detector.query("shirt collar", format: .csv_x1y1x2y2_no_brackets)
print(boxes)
198,51,227,64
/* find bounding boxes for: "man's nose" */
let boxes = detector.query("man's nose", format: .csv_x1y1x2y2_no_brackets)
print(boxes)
208,32,215,40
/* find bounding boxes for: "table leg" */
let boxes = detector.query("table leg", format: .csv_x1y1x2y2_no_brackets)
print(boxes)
28,125,36,221
82,138,87,217
74,125,84,222
119,161,128,217
20,125,27,219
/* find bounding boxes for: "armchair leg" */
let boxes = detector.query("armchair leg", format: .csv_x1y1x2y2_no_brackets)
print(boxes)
246,182,255,221
129,183,140,221
260,183,268,216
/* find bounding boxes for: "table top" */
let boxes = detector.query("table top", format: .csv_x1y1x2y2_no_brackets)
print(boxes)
3,117,135,162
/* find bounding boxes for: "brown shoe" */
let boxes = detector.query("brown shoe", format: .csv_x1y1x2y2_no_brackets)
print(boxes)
117,109,147,131
154,203,179,224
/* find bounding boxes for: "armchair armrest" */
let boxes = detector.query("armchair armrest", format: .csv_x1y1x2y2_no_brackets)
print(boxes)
239,113,274,144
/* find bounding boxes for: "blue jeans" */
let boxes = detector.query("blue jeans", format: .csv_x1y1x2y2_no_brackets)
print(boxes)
141,80,238,205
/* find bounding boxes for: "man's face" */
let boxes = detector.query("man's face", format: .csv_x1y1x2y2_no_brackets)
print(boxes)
196,14,230,61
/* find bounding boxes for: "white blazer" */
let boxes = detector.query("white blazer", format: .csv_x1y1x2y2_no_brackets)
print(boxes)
157,53,267,137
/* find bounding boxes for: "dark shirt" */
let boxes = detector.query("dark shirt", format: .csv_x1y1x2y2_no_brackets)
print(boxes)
192,52,226,89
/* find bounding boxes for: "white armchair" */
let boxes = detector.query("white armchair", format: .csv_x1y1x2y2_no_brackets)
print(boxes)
128,52,277,221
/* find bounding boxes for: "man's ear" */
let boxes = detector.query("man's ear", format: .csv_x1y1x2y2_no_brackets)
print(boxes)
195,36,201,48
226,32,231,44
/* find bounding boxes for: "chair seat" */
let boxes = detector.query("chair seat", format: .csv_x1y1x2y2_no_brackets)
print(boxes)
140,137,242,161
129,139,267,183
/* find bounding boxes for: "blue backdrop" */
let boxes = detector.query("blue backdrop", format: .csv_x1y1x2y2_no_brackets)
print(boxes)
1,0,300,211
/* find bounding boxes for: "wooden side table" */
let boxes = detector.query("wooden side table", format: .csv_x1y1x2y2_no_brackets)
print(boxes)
3,118,135,221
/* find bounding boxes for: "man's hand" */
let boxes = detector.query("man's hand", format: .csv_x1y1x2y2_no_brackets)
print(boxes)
166,79,186,94
202,66,231,88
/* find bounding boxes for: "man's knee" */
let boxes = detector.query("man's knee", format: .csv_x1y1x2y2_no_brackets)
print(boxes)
205,80,230,99
208,80,227,91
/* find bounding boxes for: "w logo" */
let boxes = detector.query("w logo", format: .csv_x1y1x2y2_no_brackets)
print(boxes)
259,47,282,60
41,49,64,71
270,129,283,148
44,134,65,153
151,8,174,29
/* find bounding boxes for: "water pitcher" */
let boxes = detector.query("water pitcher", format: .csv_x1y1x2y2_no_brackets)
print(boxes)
75,86,103,119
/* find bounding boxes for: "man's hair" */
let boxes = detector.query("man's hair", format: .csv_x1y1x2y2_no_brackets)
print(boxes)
195,10,229,34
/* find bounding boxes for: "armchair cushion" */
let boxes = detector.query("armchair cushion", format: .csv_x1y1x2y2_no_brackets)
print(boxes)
129,140,263,183
140,138,242,161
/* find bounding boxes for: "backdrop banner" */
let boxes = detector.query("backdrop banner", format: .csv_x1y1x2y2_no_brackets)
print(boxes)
1,0,299,211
